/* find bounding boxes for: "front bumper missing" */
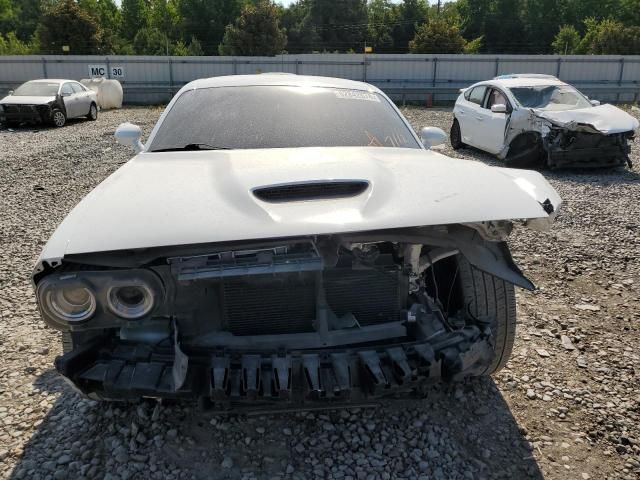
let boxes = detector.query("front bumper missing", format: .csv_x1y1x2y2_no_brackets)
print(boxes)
547,144,631,168
55,326,494,407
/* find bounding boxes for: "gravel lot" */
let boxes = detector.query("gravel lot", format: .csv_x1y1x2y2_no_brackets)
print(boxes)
1,105,638,480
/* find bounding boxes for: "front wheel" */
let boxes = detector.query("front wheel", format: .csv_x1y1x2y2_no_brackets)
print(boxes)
51,109,66,128
450,119,466,150
457,256,517,375
86,103,98,121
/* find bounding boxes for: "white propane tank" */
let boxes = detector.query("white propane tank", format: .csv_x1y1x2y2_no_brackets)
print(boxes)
80,78,123,109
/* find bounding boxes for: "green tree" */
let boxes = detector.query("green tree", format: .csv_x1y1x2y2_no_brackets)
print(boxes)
133,27,168,54
409,17,465,53
551,25,581,54
178,0,242,54
78,0,122,53
172,35,203,55
14,0,42,41
392,0,428,52
367,0,396,52
307,0,368,52
522,0,568,54
121,0,149,41
483,0,525,53
0,0,18,35
463,35,483,53
219,0,286,55
280,0,315,53
580,18,640,55
149,0,180,39
37,0,102,54
0,31,34,54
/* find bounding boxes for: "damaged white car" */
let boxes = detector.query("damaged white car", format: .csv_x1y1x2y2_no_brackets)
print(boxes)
33,74,561,409
451,74,639,169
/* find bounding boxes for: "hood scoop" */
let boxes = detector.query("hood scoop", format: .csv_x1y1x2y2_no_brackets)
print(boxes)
253,180,369,203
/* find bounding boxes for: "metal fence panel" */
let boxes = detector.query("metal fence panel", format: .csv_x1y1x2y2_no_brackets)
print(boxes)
1,54,639,105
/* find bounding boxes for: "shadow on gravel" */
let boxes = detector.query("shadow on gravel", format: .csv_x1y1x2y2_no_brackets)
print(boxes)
9,371,544,480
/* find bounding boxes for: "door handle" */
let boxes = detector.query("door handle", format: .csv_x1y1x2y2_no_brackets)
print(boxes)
476,117,484,121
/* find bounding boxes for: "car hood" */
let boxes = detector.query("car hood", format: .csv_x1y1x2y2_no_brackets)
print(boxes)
534,104,639,134
37,146,561,266
0,95,56,105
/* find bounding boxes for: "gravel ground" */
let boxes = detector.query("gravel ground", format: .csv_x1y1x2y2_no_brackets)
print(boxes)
0,105,639,480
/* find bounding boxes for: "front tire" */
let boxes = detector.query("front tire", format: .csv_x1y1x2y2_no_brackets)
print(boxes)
51,109,66,128
450,119,466,150
87,103,98,121
457,256,516,375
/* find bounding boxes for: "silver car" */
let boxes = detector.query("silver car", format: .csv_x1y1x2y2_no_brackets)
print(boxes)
0,79,98,128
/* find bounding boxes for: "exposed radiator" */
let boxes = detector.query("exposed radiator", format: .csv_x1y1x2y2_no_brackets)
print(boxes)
324,267,403,326
222,267,404,336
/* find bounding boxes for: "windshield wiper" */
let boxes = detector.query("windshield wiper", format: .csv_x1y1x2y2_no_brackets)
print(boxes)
151,143,231,152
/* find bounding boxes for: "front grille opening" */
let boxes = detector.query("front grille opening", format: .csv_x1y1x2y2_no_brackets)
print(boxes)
253,181,369,203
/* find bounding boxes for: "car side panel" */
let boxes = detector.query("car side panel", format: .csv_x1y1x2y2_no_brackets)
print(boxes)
453,95,480,147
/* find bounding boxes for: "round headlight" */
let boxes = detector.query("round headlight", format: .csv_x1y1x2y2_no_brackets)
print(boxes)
107,285,154,319
45,285,96,322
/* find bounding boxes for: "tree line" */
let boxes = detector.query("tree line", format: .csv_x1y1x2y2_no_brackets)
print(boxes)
1,0,639,56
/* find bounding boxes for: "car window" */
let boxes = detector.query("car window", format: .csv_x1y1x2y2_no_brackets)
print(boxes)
61,83,74,96
12,82,60,97
467,86,487,106
486,89,509,109
71,83,85,93
149,85,422,151
510,85,591,111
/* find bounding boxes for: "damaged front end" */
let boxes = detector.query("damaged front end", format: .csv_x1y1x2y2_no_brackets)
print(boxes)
544,126,634,169
40,224,529,409
502,105,637,169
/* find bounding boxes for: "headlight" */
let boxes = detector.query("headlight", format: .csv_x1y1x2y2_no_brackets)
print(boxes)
107,284,155,319
44,284,96,322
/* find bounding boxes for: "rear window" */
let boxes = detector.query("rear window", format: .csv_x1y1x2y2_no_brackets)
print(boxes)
149,85,421,151
466,86,487,105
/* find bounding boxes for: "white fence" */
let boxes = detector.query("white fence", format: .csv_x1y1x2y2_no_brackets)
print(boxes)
1,54,639,104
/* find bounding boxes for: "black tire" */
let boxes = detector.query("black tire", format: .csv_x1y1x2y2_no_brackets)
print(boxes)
505,132,545,169
51,108,66,128
457,256,516,375
450,119,466,150
87,103,98,121
61,332,74,354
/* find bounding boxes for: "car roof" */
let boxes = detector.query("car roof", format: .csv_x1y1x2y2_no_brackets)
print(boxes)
185,74,381,93
474,76,568,89
25,79,72,84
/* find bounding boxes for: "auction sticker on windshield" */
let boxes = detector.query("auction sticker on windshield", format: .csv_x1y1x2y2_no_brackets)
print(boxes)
334,90,380,102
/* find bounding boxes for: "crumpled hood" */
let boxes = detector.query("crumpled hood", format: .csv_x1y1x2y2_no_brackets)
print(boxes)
37,147,561,264
534,104,639,134
0,95,56,105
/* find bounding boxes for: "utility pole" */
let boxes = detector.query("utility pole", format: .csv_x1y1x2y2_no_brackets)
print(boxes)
437,0,441,15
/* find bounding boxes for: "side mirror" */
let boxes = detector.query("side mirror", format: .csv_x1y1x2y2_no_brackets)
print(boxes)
8,90,14,96
115,122,144,153
491,103,507,113
590,99,601,106
420,127,447,149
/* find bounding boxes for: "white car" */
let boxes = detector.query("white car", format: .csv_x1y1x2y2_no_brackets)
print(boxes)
0,79,98,128
451,74,639,169
32,74,561,408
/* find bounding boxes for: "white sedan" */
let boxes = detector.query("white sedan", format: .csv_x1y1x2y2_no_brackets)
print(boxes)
32,74,561,408
0,79,98,128
451,74,639,169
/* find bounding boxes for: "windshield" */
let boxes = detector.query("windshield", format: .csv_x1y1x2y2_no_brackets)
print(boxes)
510,85,592,111
148,85,421,151
12,82,60,97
